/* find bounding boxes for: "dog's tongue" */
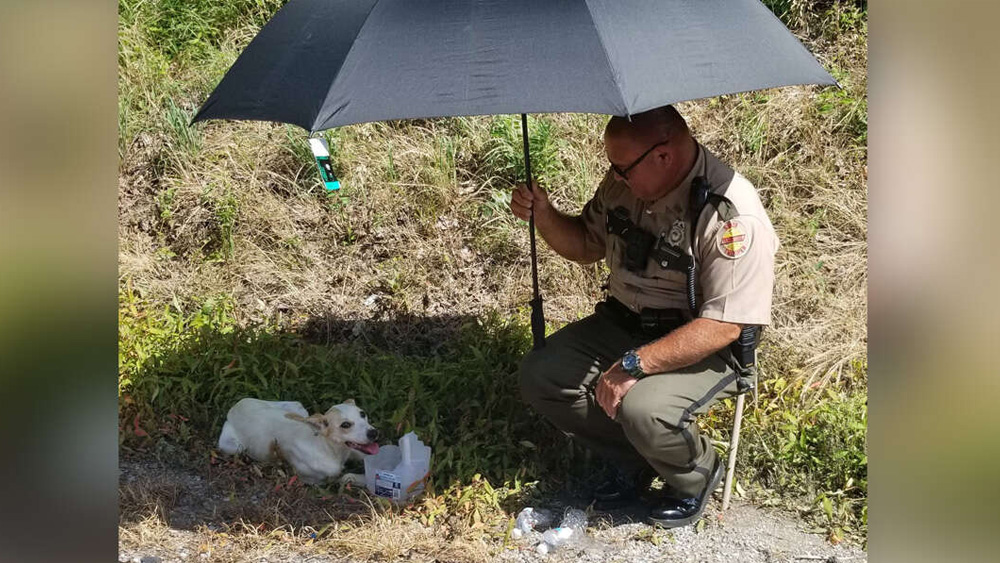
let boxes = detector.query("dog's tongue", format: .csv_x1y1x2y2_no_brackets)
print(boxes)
359,442,379,455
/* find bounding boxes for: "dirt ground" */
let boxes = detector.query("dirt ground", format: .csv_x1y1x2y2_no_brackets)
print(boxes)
119,454,866,563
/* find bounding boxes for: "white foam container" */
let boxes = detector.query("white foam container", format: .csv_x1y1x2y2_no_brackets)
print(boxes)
363,432,431,503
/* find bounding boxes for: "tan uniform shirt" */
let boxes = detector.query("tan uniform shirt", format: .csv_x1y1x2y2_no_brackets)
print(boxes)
580,144,779,326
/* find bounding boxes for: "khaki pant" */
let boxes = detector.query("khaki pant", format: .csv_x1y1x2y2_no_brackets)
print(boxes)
519,304,739,498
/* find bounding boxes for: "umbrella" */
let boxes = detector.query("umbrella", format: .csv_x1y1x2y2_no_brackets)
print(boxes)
192,0,836,349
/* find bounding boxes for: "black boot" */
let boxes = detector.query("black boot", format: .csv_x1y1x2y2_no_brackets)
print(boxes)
647,458,724,529
592,466,655,511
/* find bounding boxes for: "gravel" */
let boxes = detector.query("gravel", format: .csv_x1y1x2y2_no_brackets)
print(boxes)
496,502,866,563
120,456,866,563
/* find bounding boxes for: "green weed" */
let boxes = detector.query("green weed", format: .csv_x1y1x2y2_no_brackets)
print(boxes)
128,0,287,61
154,189,176,227
213,191,239,260
432,135,459,193
816,67,867,144
385,146,399,183
762,1,867,37
118,288,576,491
733,376,868,540
483,115,563,190
165,99,201,155
736,95,770,158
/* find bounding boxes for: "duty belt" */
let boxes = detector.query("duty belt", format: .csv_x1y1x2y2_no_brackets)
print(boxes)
598,297,686,338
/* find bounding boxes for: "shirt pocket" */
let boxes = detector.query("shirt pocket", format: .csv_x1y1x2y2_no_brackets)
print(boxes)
645,265,687,287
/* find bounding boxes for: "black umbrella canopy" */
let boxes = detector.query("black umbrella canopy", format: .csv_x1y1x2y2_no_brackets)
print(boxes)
192,0,835,132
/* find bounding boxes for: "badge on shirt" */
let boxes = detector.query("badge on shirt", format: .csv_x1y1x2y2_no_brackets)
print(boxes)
667,219,686,246
717,219,752,259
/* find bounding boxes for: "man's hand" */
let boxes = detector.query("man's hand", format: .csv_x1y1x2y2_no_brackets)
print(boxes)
509,181,552,222
595,361,639,419
508,181,600,264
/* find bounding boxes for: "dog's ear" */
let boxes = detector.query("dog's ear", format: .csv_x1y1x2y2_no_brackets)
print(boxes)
344,398,356,406
285,412,327,433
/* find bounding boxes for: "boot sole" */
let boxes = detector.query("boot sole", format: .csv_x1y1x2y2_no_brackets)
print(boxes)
645,458,724,529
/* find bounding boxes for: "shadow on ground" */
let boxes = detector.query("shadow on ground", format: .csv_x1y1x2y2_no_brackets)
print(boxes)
119,309,613,532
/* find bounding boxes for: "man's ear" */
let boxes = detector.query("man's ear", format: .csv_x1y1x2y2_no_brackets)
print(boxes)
285,412,326,433
655,145,672,167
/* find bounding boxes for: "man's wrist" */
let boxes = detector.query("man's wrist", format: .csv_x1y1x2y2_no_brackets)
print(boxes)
530,202,556,228
621,349,646,379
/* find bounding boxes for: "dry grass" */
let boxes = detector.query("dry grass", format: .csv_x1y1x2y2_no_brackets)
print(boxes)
119,455,501,562
120,34,866,400
120,512,493,563
688,88,867,398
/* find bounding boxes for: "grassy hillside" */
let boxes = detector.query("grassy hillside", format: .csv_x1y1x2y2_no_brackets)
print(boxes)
118,0,868,548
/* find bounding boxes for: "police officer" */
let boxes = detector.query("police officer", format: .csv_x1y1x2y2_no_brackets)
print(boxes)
509,105,778,528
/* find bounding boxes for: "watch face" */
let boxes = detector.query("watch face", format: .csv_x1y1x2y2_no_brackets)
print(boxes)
623,352,638,371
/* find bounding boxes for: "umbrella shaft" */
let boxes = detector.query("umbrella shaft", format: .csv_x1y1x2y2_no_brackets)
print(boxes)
521,113,540,300
522,113,545,349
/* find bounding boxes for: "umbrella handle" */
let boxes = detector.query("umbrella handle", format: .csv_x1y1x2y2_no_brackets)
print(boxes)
521,113,545,350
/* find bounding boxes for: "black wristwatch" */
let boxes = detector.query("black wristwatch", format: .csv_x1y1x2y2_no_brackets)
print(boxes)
621,349,646,379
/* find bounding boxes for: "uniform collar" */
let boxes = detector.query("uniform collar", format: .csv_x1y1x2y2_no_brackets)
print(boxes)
646,143,706,215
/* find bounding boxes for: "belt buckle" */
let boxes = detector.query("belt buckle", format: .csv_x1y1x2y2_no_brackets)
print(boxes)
639,307,682,336
639,308,659,334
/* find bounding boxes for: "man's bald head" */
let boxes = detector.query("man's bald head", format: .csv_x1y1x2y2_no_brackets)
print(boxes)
604,105,690,146
602,105,698,201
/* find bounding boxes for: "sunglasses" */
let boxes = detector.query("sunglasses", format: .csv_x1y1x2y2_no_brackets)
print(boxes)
610,140,670,180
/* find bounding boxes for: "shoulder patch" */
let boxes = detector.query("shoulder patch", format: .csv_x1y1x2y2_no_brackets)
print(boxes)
716,219,752,259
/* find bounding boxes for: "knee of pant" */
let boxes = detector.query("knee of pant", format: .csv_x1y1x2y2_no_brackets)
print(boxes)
618,393,679,449
518,348,556,406
618,410,659,450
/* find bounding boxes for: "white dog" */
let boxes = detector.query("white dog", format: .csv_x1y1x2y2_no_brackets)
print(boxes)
218,398,380,485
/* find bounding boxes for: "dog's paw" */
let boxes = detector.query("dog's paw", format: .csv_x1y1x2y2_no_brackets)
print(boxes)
297,475,323,486
339,473,366,486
